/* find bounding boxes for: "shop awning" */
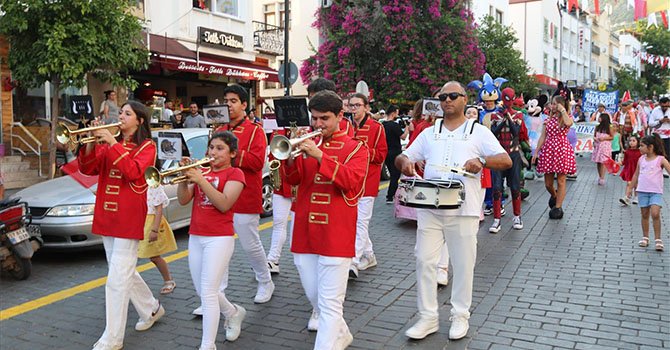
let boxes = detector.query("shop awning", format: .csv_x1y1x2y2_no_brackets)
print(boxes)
156,53,279,82
533,74,559,88
146,34,279,82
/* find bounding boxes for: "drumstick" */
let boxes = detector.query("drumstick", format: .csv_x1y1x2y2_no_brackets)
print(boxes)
427,164,478,178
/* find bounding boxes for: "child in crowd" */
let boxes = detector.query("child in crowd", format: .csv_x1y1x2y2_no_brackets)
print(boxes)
177,131,246,349
630,135,670,252
611,125,623,164
137,184,178,294
618,135,642,206
591,113,614,185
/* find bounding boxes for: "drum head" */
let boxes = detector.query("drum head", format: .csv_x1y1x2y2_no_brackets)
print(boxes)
399,178,462,188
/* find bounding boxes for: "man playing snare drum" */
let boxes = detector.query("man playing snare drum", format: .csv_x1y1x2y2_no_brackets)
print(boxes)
395,81,511,341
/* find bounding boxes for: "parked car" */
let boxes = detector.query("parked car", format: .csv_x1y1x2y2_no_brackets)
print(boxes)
12,128,273,250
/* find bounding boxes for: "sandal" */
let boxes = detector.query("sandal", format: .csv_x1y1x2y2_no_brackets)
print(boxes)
655,239,664,252
160,280,176,295
638,237,649,247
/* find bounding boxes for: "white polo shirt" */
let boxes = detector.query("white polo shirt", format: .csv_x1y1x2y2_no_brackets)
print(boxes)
402,119,505,217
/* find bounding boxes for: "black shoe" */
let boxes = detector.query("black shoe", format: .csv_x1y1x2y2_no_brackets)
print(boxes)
549,207,563,219
385,198,393,204
548,196,556,209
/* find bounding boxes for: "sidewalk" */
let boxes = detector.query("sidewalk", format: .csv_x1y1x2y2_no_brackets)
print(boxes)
0,157,668,349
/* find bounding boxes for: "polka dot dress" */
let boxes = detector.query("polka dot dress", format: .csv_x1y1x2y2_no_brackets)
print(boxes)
536,115,577,175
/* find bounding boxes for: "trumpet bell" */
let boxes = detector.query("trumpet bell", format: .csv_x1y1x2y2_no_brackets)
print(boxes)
144,167,162,188
269,136,291,160
56,124,72,144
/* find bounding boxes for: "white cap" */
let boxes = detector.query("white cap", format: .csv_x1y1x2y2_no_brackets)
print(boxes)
379,109,386,114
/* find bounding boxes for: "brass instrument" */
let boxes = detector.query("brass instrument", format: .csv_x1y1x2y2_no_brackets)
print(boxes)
268,159,282,190
56,122,122,145
144,158,213,188
269,130,323,160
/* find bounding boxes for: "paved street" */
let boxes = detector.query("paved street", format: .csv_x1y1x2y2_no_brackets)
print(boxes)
1,157,668,350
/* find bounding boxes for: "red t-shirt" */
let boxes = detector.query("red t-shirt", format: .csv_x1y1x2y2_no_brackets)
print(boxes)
189,167,245,236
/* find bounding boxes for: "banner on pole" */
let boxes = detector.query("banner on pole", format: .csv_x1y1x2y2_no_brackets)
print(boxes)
582,89,619,115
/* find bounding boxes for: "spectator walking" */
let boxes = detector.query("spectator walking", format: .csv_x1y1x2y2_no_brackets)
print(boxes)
382,105,408,204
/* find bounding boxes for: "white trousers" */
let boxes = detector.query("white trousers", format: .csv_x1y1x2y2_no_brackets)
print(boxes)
294,254,351,350
226,213,271,288
98,236,158,347
438,242,450,269
267,194,292,263
189,235,237,349
353,196,375,265
415,211,478,320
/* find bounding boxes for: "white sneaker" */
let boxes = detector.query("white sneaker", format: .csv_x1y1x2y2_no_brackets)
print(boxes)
448,315,469,340
405,318,439,340
135,302,165,331
224,304,246,341
500,207,506,216
254,280,275,304
268,261,280,275
307,309,319,331
632,196,638,205
489,219,501,233
348,265,358,279
334,328,353,350
358,253,377,271
619,197,631,206
92,341,123,350
437,268,449,286
512,216,523,230
192,306,203,316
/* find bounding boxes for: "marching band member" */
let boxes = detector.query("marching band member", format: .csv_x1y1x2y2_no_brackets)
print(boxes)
78,101,164,350
266,127,295,274
214,85,275,304
178,131,246,349
396,81,511,341
307,77,354,137
284,91,369,349
349,93,388,278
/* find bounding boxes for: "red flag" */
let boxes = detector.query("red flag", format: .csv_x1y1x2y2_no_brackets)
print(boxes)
621,90,632,103
61,159,98,189
634,0,647,20
661,10,669,28
568,0,579,12
594,0,600,14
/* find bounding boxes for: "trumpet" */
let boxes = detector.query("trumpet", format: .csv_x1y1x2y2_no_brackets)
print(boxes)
269,130,323,160
144,158,213,188
56,122,122,145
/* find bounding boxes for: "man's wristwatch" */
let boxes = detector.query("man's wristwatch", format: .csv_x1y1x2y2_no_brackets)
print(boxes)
478,156,487,167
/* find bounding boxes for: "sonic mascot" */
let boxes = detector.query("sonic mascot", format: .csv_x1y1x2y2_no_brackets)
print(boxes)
468,73,507,216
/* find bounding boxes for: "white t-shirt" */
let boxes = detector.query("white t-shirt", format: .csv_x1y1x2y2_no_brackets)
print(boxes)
402,119,505,217
146,186,170,215
649,106,670,139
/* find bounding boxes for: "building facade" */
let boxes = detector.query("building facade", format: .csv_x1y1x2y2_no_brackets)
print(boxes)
469,0,510,25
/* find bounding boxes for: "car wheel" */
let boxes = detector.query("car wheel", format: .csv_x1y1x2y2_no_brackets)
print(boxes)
261,176,274,218
381,163,391,181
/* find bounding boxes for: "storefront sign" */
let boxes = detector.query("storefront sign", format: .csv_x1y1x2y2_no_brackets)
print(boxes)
172,60,272,81
533,74,559,88
199,27,244,52
254,28,284,55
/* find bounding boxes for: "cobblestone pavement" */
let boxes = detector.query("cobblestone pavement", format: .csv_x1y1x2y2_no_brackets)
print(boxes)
0,157,668,349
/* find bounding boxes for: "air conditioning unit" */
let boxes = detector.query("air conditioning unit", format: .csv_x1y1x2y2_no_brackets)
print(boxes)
322,0,333,7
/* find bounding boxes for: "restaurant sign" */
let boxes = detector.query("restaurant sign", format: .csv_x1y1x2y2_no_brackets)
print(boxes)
199,27,244,52
170,60,272,81
254,28,284,55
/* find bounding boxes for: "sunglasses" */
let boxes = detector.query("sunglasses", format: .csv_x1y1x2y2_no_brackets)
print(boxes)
437,92,466,101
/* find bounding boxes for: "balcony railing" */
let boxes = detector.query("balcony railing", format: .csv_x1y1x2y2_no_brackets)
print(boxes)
591,43,600,55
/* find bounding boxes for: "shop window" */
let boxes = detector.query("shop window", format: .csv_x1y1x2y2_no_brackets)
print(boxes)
12,84,82,125
264,81,280,89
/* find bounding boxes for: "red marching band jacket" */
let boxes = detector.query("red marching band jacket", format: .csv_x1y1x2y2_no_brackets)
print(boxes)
354,115,388,197
284,130,369,257
78,139,156,240
216,118,267,214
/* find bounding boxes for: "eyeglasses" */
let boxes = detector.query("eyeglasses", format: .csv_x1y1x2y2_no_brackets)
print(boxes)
349,103,364,108
437,92,465,101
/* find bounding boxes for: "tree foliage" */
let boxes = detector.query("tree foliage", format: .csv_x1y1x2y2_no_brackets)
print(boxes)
0,0,148,177
475,15,537,99
636,22,670,97
300,0,485,106
614,66,648,98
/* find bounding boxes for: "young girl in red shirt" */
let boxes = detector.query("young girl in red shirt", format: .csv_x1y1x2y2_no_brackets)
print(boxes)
177,131,246,349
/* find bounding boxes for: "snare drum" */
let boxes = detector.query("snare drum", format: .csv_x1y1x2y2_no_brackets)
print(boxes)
397,178,465,209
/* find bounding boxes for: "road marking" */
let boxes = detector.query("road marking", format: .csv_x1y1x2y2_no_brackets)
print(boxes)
0,183,388,321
